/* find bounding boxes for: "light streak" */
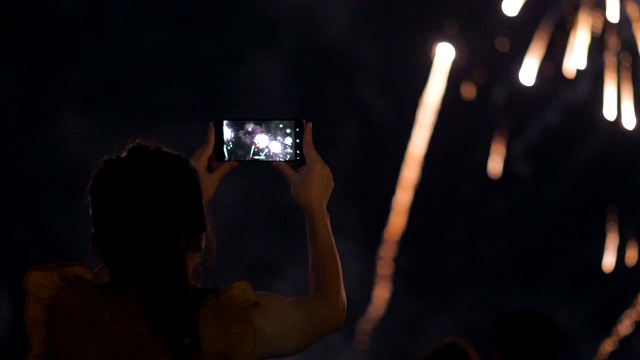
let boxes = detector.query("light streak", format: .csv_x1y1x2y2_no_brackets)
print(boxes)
601,207,619,274
603,26,619,121
595,293,640,359
562,14,579,79
487,127,508,180
519,18,554,86
502,0,526,17
562,2,594,78
625,1,640,56
353,42,455,351
619,52,637,130
574,3,594,70
625,238,638,268
607,0,621,23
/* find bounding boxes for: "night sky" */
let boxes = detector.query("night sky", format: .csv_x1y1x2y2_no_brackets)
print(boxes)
3,1,640,359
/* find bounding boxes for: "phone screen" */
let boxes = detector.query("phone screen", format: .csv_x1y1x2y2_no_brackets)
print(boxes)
215,119,305,162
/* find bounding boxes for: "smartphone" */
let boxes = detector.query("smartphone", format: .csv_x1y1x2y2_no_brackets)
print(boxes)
214,119,305,162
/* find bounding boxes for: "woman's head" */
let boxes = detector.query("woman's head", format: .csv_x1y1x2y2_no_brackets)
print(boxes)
88,142,207,286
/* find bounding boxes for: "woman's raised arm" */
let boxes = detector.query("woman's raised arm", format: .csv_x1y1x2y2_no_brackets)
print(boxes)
250,122,347,358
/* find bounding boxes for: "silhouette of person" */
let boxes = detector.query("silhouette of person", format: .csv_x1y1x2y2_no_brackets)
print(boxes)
423,337,479,360
24,122,346,359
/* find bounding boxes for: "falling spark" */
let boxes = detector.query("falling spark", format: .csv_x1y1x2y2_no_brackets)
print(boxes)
502,0,527,17
626,1,640,55
353,42,455,351
574,4,594,70
519,18,554,86
562,3,594,78
625,238,638,268
601,208,619,274
619,52,637,130
607,0,621,23
487,127,508,180
595,293,640,359
603,26,619,121
562,16,579,78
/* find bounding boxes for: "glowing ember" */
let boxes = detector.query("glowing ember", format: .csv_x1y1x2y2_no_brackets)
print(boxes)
353,42,455,351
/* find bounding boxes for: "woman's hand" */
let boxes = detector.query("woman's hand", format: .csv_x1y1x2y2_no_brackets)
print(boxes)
273,122,333,215
190,123,238,202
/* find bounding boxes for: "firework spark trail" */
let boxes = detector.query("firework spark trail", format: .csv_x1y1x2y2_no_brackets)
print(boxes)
625,1,640,55
603,26,619,121
595,293,640,359
519,18,554,86
619,52,637,130
563,1,595,78
487,127,508,180
602,207,620,274
353,42,455,350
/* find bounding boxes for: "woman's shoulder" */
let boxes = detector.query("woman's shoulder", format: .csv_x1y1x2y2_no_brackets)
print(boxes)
194,281,259,360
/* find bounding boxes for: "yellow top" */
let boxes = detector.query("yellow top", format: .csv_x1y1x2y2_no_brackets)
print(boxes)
24,263,258,360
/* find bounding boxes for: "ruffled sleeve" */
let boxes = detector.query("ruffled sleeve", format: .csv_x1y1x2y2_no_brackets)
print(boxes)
23,263,100,360
195,281,259,360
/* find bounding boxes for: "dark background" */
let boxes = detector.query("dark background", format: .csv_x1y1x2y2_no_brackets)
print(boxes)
3,0,640,359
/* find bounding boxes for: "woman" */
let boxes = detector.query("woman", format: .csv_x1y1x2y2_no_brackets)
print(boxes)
24,122,346,359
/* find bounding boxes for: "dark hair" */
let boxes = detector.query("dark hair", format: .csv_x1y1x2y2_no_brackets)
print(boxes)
88,142,207,357
423,337,479,360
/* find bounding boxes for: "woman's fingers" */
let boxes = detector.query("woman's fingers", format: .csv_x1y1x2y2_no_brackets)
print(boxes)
190,122,238,201
190,123,214,165
202,122,215,157
302,122,316,161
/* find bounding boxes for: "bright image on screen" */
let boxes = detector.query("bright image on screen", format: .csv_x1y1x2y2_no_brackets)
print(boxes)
223,120,296,161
